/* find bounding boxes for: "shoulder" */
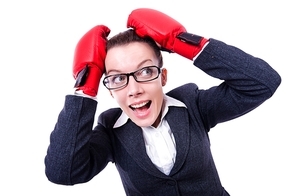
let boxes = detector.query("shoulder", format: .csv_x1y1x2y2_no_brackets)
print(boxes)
166,83,199,102
98,108,123,128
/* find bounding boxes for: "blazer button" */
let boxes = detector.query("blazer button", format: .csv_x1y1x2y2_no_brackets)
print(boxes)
166,180,176,186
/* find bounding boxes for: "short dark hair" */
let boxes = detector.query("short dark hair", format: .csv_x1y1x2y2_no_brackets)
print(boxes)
107,29,163,68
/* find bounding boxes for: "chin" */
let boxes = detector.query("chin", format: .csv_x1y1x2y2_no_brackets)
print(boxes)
132,118,155,127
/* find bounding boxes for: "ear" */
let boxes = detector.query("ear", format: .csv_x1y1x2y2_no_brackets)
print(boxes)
161,68,167,86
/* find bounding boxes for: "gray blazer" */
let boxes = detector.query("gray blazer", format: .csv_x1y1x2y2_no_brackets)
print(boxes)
45,39,281,195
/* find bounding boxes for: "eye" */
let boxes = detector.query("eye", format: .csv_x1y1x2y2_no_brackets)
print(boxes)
137,67,154,77
111,74,127,85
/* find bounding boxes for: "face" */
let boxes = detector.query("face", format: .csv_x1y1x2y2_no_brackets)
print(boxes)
105,42,167,127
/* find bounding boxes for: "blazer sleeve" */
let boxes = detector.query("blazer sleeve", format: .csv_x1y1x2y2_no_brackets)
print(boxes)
44,95,113,185
192,39,281,130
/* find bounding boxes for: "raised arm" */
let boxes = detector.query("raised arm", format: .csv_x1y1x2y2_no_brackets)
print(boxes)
45,25,113,185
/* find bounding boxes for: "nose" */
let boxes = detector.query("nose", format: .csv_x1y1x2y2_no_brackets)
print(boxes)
127,75,143,97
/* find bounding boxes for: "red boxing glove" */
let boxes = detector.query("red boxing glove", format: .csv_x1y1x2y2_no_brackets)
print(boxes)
73,25,110,97
127,8,208,60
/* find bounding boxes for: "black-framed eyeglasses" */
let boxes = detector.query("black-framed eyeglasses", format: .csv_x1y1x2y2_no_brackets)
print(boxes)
103,66,162,90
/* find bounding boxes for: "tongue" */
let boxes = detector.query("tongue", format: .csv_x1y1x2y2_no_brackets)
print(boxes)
136,104,148,112
134,105,149,116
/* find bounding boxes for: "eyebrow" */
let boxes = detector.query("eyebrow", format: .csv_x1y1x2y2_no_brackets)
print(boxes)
106,59,154,75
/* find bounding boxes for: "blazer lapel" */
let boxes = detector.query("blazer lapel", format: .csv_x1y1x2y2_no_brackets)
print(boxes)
166,106,190,175
114,120,166,177
113,106,190,177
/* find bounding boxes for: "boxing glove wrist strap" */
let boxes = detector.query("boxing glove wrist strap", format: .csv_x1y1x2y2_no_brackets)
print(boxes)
174,32,209,60
74,64,103,97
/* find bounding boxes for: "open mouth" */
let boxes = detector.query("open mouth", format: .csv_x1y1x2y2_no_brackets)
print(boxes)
129,101,151,111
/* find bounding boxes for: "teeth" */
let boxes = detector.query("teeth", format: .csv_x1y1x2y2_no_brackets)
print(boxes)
131,101,149,109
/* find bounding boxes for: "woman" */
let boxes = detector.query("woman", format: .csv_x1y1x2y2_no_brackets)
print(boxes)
45,8,281,195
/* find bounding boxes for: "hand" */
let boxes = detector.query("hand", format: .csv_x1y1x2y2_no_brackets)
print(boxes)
127,8,208,60
73,25,110,97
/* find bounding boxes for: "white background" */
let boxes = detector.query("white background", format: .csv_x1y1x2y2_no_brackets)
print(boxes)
0,0,295,195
